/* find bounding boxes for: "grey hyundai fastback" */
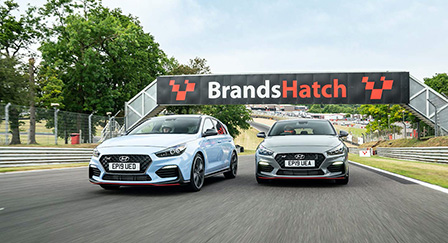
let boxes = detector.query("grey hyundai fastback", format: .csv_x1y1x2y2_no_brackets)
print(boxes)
255,119,349,184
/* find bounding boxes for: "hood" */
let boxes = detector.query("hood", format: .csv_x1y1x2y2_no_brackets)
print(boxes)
98,134,198,148
263,135,341,150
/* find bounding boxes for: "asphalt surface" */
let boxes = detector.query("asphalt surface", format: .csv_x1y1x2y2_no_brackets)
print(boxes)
0,156,447,243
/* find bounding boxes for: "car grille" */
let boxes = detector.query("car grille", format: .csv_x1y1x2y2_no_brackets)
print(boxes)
156,167,179,178
327,164,345,173
258,164,274,173
102,174,152,181
277,169,325,176
99,154,152,173
275,153,325,169
89,167,101,178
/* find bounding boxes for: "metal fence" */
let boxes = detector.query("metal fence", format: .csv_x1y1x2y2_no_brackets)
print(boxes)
375,147,448,164
0,103,124,145
349,146,448,164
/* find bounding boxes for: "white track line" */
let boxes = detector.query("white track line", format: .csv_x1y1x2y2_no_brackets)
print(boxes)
0,166,86,175
349,160,448,195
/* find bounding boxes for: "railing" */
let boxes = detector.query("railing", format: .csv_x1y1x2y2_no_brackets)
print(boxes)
406,76,448,135
0,147,93,167
375,147,448,164
125,80,164,132
349,146,448,164
99,119,124,142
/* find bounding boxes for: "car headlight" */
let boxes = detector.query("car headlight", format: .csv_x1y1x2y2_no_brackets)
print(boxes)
257,144,274,156
93,148,100,158
155,144,187,157
327,143,345,156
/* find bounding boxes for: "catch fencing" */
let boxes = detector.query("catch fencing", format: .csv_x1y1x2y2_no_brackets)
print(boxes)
0,147,93,167
0,103,124,145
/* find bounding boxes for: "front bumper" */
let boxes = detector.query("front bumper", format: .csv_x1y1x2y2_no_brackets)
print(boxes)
88,151,192,186
255,152,348,179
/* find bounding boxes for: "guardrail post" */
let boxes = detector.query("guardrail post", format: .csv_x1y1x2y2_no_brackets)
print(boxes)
124,101,128,132
54,108,59,145
88,113,94,143
5,103,11,145
427,99,438,137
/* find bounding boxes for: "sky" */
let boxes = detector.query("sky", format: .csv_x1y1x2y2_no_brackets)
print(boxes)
13,0,448,81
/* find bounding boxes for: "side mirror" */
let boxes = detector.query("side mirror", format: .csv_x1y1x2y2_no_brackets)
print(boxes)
339,130,349,137
257,132,266,138
203,129,218,137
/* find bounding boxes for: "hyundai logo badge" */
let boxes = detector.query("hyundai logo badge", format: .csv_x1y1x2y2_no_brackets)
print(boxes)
294,154,306,160
119,156,130,162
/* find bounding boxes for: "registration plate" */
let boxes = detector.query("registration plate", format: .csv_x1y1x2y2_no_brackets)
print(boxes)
285,160,315,167
109,163,140,171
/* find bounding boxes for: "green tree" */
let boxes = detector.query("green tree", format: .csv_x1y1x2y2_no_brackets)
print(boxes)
0,0,42,144
0,57,27,144
38,0,169,141
39,0,169,115
424,73,448,96
35,63,65,108
358,104,412,133
0,0,42,59
308,104,323,113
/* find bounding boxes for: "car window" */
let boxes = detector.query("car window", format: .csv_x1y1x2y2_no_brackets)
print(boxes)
268,120,336,136
213,120,227,135
202,118,216,134
129,117,201,134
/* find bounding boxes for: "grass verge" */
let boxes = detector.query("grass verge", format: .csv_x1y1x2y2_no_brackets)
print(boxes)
333,124,366,137
0,163,88,173
234,127,264,151
348,154,448,188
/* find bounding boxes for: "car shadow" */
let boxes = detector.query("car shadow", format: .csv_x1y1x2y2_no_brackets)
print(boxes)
90,176,229,196
256,179,346,188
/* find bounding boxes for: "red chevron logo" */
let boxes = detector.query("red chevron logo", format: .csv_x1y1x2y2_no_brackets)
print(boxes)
362,76,394,100
169,79,196,101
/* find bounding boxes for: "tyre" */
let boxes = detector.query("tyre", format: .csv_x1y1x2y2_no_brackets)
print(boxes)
224,152,238,179
100,185,120,190
187,153,205,192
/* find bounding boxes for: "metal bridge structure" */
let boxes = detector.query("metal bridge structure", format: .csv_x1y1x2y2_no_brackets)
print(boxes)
124,74,448,135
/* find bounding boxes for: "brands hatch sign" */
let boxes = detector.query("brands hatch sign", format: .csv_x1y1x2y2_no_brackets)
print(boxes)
157,72,409,105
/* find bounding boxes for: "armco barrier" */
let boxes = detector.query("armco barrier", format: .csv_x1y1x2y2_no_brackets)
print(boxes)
0,147,93,167
375,147,448,164
350,146,448,164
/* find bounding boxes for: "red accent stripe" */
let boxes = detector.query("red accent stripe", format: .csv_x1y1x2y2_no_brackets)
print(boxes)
90,181,180,186
258,176,345,180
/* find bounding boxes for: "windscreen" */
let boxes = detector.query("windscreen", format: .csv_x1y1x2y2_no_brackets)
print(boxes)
129,117,201,135
268,120,336,136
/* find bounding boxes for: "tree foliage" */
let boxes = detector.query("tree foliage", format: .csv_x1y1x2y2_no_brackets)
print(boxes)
358,104,412,133
0,57,27,104
39,0,169,114
424,73,448,97
0,0,41,58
